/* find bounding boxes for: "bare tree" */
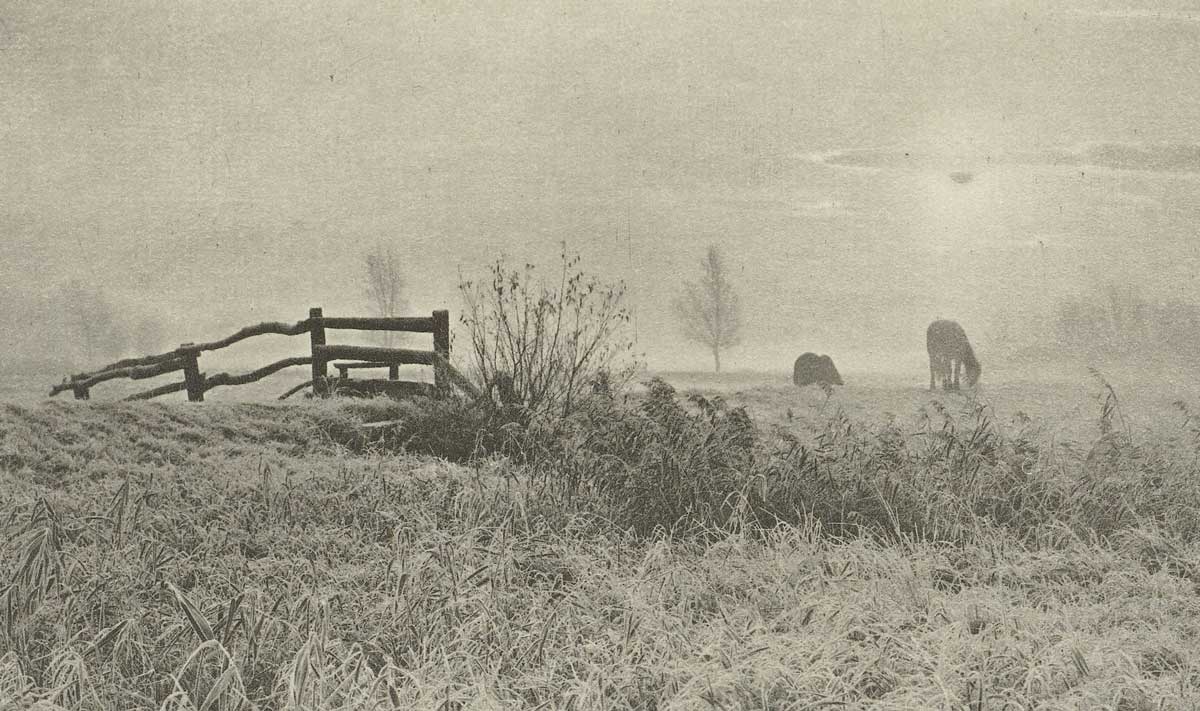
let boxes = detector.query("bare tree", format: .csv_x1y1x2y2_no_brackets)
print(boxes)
673,245,742,373
363,243,406,347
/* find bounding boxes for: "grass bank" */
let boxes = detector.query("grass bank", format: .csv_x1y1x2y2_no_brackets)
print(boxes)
1,391,1199,709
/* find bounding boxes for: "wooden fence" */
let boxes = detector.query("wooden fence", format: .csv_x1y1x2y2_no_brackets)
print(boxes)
49,307,454,402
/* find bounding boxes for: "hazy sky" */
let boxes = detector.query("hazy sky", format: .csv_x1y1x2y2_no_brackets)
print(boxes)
4,0,1200,373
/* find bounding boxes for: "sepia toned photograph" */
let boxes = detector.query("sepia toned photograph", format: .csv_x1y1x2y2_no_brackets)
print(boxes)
3,1,1200,708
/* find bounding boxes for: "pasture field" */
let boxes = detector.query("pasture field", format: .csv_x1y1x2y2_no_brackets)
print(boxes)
2,371,1200,710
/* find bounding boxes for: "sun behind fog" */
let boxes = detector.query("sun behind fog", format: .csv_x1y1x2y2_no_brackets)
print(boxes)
915,164,1006,252
910,106,1017,252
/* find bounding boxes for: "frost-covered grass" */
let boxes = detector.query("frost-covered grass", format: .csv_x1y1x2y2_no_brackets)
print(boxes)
2,381,1199,710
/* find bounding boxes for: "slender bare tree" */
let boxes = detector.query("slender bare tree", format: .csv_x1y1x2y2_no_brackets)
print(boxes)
673,245,742,373
363,243,406,347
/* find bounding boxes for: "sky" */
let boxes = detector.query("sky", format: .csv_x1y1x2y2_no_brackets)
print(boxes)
4,0,1200,378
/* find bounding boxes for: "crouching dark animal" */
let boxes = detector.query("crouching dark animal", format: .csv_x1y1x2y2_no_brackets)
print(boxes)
792,353,843,387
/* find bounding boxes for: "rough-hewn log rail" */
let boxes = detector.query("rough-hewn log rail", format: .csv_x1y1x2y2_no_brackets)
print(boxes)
312,345,436,365
124,381,189,401
434,354,484,401
177,320,312,356
278,379,314,400
69,350,184,377
50,358,187,396
203,356,313,392
321,316,434,332
55,320,313,387
332,361,394,370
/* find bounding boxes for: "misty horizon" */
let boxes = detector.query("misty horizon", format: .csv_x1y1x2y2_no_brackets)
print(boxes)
5,1,1200,386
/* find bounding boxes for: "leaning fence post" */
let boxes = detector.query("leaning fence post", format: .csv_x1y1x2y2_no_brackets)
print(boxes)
70,375,90,401
432,309,450,396
309,307,328,397
180,344,205,402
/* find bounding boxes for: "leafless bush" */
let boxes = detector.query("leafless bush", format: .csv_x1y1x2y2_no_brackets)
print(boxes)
458,246,637,422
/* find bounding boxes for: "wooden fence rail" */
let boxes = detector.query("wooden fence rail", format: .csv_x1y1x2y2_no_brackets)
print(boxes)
334,361,397,379
313,345,435,366
48,307,453,402
48,357,188,396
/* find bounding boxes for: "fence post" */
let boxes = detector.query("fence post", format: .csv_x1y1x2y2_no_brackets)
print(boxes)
432,309,450,396
180,344,205,402
309,307,328,397
70,375,90,401
388,364,399,380
337,364,349,380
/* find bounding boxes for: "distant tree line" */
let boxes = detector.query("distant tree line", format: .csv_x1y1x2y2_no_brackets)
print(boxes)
0,281,172,373
58,280,170,363
1054,282,1200,359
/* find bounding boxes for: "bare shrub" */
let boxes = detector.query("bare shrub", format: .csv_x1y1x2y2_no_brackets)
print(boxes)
458,247,637,422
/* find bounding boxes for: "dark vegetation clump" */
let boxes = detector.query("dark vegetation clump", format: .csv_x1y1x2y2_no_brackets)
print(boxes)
327,369,1200,548
517,378,760,536
502,381,1045,541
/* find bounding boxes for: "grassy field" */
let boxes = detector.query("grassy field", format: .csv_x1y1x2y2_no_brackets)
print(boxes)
2,372,1200,710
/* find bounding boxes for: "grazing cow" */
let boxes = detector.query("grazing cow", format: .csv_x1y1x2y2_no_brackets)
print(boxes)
793,353,843,387
926,320,981,391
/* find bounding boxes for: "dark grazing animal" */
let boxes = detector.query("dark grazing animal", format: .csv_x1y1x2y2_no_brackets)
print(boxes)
926,319,981,391
793,353,843,387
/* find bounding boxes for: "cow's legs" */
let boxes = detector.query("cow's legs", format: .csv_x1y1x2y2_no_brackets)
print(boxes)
932,356,947,391
932,356,950,391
